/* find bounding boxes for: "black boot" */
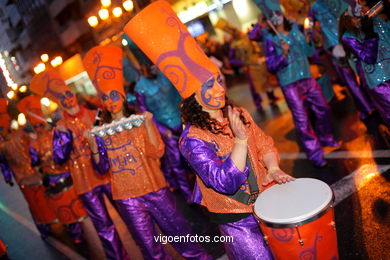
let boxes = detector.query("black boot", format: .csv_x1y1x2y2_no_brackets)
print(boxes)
266,90,279,105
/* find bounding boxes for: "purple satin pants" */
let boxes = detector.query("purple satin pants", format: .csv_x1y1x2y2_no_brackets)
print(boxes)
244,69,263,112
80,184,128,260
115,187,211,260
161,133,193,202
282,78,338,166
219,215,272,260
333,61,374,118
368,80,390,127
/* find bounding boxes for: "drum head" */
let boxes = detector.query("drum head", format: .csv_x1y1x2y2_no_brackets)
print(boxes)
254,178,333,225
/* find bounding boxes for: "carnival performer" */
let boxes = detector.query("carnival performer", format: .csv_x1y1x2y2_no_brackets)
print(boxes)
124,1,294,259
340,5,390,127
0,98,58,239
123,35,193,202
308,0,375,121
264,11,340,167
83,45,211,260
17,96,87,244
29,69,128,260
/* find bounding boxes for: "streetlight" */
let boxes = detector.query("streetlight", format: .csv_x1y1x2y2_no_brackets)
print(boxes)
112,7,123,18
99,8,109,20
17,113,26,126
123,0,134,12
19,85,27,93
6,90,15,99
101,0,111,8
88,16,99,27
41,54,49,62
34,63,46,74
41,97,51,107
50,56,63,68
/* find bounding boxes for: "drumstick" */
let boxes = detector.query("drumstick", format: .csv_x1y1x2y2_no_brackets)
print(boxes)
266,19,282,40
27,111,55,126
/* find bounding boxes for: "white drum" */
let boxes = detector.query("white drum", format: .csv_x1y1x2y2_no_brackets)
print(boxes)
254,178,338,260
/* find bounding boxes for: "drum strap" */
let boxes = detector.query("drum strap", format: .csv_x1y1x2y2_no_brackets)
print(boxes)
227,158,259,205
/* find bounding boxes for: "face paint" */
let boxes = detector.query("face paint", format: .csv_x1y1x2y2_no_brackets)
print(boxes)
59,90,77,109
195,73,226,110
270,12,284,26
102,90,124,114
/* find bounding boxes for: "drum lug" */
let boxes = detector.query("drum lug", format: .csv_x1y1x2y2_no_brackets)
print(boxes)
331,221,336,230
295,226,304,247
263,235,269,245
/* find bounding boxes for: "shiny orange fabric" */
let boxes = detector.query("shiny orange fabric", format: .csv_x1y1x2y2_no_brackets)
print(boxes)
186,108,278,213
83,46,125,97
46,186,88,224
21,184,58,224
17,96,45,125
57,107,109,195
123,0,220,98
30,130,69,175
101,120,167,200
30,68,73,105
258,208,339,260
0,129,37,183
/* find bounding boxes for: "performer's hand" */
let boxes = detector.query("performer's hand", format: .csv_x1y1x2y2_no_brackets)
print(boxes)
262,168,295,186
228,106,247,140
82,130,97,151
281,41,289,56
143,111,154,122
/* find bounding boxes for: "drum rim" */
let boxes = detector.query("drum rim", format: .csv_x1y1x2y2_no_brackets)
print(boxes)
253,193,335,228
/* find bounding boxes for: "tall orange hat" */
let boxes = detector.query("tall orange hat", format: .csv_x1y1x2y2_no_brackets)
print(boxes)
123,0,220,99
17,96,45,125
0,98,10,133
30,68,73,105
82,45,125,98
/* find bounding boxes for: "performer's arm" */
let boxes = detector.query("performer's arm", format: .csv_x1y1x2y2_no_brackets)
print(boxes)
342,36,378,64
89,136,110,175
52,128,73,165
143,112,165,159
264,39,289,73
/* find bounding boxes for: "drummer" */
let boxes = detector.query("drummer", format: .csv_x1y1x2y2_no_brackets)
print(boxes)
123,1,294,259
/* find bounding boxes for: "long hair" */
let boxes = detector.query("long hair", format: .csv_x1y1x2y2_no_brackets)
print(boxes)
180,94,250,136
268,17,293,35
102,100,139,124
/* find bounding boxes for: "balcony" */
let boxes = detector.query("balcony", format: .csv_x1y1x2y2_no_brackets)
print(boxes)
60,20,89,47
49,0,76,18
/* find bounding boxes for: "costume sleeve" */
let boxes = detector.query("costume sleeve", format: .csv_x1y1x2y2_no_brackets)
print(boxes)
0,153,13,184
342,36,378,64
144,121,165,159
29,146,40,166
249,24,264,42
91,136,110,175
52,129,73,165
264,39,289,73
180,136,249,194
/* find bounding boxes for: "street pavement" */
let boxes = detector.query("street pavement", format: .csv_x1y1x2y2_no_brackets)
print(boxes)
0,77,388,260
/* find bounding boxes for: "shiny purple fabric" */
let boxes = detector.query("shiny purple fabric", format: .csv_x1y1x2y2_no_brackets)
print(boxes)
52,130,73,165
161,134,193,202
219,215,272,260
65,221,84,243
36,224,51,239
179,131,249,195
337,65,374,118
249,23,264,42
0,153,13,184
45,171,71,185
368,80,390,126
29,146,40,166
80,183,129,260
281,78,338,166
264,39,289,74
115,187,211,260
244,70,263,112
92,136,110,175
342,36,378,64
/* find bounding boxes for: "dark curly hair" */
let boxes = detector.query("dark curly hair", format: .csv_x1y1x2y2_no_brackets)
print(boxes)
180,94,250,136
